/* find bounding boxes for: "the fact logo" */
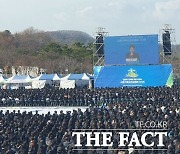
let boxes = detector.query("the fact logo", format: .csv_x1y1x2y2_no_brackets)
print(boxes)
72,122,168,151
72,131,167,147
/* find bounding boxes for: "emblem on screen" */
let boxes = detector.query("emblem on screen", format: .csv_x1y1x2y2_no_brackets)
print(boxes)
126,68,138,78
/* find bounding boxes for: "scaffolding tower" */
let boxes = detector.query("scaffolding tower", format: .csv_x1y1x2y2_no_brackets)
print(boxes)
93,27,108,66
159,24,177,64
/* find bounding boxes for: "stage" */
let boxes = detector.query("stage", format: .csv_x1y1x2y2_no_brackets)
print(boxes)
94,64,173,88
94,34,173,88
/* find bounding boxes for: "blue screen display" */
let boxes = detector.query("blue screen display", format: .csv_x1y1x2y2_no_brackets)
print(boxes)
104,34,159,65
94,65,173,88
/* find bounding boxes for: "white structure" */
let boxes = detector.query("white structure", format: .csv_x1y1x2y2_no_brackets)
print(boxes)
32,74,61,89
6,75,32,89
60,73,93,89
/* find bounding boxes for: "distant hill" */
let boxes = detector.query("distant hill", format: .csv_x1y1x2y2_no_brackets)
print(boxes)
46,30,95,45
0,28,94,74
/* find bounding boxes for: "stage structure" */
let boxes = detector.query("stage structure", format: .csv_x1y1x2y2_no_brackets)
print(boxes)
94,65,173,88
94,27,174,88
159,24,177,64
93,27,108,66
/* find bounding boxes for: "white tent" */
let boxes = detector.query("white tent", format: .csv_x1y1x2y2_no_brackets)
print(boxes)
60,73,92,89
31,80,46,89
38,74,61,80
32,74,61,89
6,75,32,84
0,75,8,89
6,75,32,89
59,80,76,89
0,75,7,83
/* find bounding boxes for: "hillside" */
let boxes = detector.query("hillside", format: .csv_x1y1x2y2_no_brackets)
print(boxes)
0,28,94,74
46,30,95,45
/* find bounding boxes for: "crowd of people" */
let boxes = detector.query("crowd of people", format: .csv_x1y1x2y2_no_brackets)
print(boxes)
0,85,180,107
0,86,179,153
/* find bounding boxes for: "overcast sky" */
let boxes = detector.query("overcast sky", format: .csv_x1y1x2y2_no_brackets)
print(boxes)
0,0,180,43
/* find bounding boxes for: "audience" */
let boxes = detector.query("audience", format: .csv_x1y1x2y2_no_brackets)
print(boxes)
0,86,179,153
0,86,180,107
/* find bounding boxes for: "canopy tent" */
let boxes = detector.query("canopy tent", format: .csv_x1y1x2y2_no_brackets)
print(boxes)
59,80,76,89
34,74,61,81
31,80,46,89
86,73,94,88
86,73,94,80
60,73,91,80
0,75,7,83
60,73,92,89
5,75,32,89
32,74,61,89
6,75,32,84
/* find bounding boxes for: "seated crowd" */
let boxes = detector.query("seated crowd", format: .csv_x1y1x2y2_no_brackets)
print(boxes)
0,100,179,153
0,86,179,154
0,86,180,107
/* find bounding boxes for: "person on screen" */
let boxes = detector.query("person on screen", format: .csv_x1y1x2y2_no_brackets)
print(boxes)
126,45,139,64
